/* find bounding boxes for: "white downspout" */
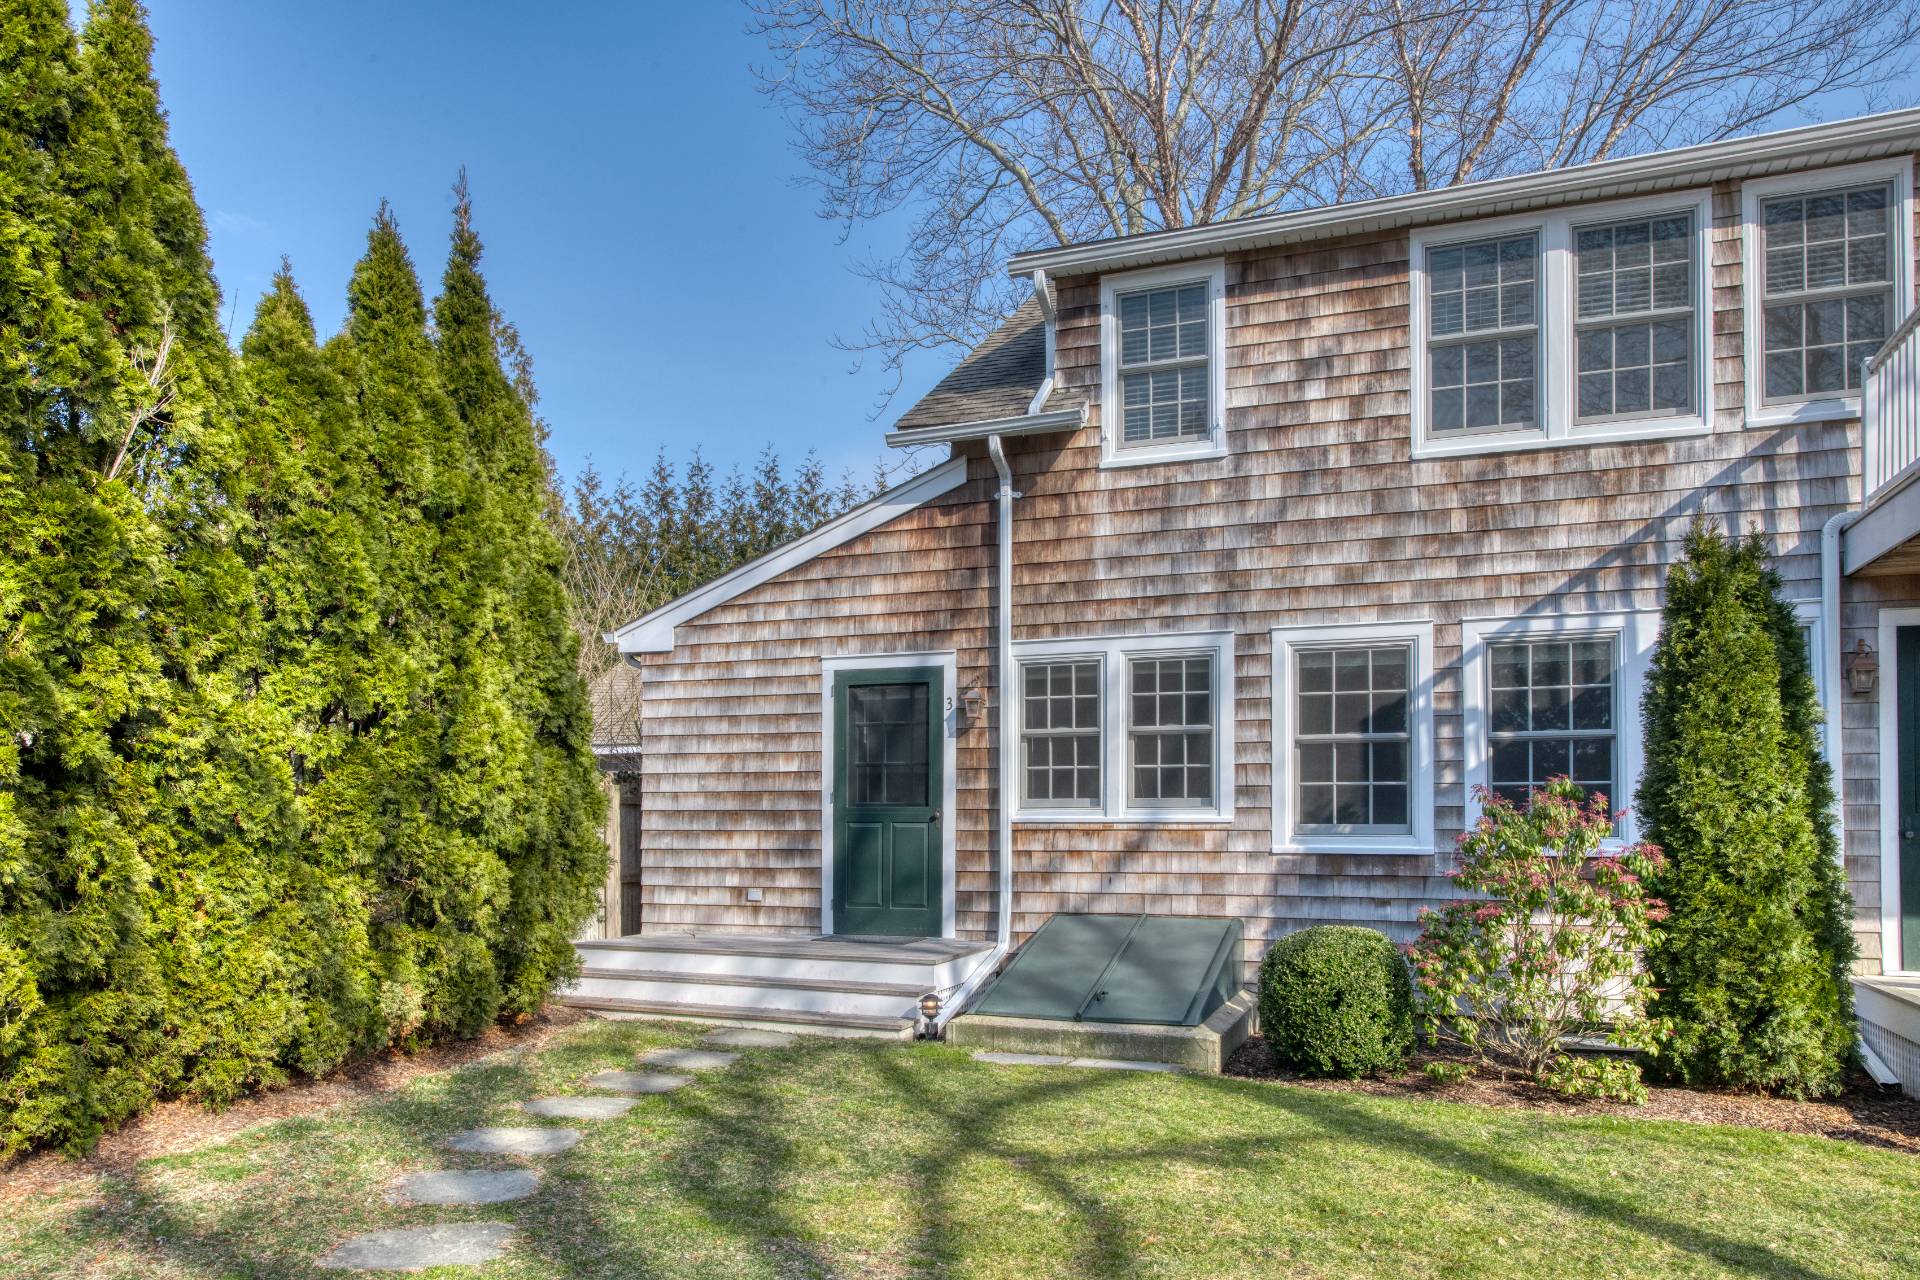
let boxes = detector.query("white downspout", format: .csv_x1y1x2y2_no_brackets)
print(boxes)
1820,510,1855,781
935,433,1018,1031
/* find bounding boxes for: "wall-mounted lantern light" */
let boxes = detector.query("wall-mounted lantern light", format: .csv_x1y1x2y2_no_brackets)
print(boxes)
1846,638,1879,696
960,688,986,727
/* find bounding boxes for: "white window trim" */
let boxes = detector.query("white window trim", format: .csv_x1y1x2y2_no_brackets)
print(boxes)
1270,620,1436,855
1410,189,1716,460
1740,157,1916,430
1789,598,1835,769
1460,609,1662,850
1011,630,1236,824
1098,258,1230,468
1014,653,1107,813
818,649,960,939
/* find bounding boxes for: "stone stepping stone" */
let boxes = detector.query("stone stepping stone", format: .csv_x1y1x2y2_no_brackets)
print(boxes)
640,1047,739,1071
972,1051,1073,1066
443,1126,581,1156
703,1027,795,1049
585,1069,692,1094
386,1169,540,1206
319,1223,515,1270
522,1094,637,1120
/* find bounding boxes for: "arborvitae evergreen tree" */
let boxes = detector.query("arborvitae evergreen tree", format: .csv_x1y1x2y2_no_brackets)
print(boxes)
331,206,506,1043
234,266,386,1074
1638,521,1855,1095
431,178,603,1015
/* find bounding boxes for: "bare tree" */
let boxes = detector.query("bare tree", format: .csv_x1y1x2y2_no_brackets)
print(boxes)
753,0,1920,389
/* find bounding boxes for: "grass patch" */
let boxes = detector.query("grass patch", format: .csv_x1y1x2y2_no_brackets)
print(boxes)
4,1016,1916,1278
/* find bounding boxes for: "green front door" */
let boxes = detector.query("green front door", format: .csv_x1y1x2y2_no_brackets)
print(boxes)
1899,628,1920,968
832,667,944,938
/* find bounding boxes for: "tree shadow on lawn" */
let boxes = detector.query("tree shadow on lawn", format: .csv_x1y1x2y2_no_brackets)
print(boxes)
1181,1075,1852,1280
41,1028,1863,1280
56,1019,669,1280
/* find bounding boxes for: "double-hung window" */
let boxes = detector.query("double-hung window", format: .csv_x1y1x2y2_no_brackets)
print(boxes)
1742,160,1913,426
1760,183,1894,403
1486,637,1616,809
1412,192,1712,457
1012,632,1235,821
1019,660,1101,809
1462,612,1659,847
1575,213,1696,421
1427,234,1540,436
1272,621,1435,854
1099,260,1227,467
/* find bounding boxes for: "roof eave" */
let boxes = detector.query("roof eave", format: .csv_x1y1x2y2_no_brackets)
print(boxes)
884,404,1087,449
1006,108,1920,278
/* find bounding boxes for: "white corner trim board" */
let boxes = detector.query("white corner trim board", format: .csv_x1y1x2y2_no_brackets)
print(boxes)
609,455,970,654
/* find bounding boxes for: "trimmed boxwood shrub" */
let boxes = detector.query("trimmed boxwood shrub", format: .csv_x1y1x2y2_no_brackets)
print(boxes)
1258,926,1415,1078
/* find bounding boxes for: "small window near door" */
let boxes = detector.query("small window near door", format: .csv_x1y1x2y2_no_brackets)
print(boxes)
1128,654,1216,808
1487,637,1616,808
1020,660,1102,808
847,684,930,806
1294,646,1412,833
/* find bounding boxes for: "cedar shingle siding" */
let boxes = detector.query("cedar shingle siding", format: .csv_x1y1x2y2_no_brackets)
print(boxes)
629,169,1920,979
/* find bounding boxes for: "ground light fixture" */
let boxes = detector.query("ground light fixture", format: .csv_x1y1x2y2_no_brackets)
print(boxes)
916,992,942,1039
1847,638,1879,696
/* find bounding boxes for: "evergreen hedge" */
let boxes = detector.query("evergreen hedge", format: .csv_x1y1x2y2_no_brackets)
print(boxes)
1637,521,1856,1096
1258,926,1415,1078
0,1,605,1154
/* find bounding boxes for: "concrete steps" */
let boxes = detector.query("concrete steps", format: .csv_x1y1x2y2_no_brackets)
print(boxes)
565,932,995,1036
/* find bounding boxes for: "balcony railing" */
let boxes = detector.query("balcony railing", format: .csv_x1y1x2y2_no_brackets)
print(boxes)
1863,305,1920,506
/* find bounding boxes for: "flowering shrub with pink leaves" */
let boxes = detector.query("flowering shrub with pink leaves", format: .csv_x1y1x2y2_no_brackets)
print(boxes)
1408,779,1669,1099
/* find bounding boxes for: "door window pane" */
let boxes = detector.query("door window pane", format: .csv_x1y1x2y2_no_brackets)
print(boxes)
1294,645,1412,834
848,683,929,806
1128,655,1215,807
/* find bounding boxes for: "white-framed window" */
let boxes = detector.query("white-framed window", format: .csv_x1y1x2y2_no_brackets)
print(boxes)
1460,610,1661,848
1011,630,1235,823
1098,259,1228,468
1790,598,1836,771
1271,620,1436,854
1018,658,1103,810
1410,190,1715,459
1742,159,1915,428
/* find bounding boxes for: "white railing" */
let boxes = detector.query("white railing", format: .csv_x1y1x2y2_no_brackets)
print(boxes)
1863,305,1920,506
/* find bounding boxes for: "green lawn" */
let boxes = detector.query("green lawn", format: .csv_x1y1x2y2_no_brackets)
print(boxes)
5,1017,1916,1279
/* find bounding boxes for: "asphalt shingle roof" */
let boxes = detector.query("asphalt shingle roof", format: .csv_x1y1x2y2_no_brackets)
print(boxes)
892,294,1048,432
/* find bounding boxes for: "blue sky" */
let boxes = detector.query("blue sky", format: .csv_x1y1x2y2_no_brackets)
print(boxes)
144,5,1918,493
145,2,939,489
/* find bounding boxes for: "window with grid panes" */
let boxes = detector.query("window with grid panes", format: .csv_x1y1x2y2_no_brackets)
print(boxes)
1426,233,1539,435
1020,660,1101,808
1487,637,1615,808
847,684,930,806
1128,654,1215,807
1575,213,1695,421
1294,646,1411,833
1116,282,1210,446
1761,183,1894,402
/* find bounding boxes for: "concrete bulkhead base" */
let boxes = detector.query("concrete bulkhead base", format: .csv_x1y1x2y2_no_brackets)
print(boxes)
946,988,1256,1072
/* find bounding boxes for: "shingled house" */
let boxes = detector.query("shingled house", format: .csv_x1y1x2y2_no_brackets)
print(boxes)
574,110,1920,1083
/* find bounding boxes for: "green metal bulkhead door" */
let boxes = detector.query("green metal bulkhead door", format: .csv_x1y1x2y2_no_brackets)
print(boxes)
973,913,1242,1027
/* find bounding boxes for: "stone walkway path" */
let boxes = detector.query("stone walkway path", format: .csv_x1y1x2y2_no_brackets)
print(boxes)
317,1025,795,1271
970,1050,1185,1073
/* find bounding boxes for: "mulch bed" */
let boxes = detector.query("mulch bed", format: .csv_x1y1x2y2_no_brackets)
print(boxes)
1225,1036,1920,1154
0,1005,588,1203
